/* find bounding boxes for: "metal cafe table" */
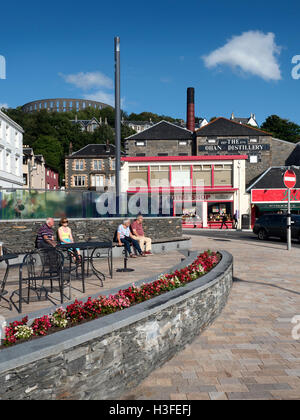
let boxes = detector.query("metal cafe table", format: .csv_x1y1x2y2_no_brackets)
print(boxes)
0,252,19,310
57,241,113,292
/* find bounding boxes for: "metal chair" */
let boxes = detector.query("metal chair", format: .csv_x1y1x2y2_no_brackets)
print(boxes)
10,248,68,313
38,248,70,302
10,252,45,313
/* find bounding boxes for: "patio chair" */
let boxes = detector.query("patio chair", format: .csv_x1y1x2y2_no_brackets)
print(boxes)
10,248,69,313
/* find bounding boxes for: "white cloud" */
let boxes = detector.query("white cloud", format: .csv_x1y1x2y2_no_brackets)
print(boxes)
83,90,125,108
59,71,113,90
203,31,282,81
83,90,114,106
0,103,8,109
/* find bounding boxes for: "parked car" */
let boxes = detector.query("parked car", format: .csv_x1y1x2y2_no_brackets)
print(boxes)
253,214,300,241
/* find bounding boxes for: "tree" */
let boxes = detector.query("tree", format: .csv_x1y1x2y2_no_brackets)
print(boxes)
33,135,64,174
260,115,300,143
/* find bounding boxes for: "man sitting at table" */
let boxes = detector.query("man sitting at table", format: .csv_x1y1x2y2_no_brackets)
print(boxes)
117,219,146,258
36,218,57,249
131,214,153,255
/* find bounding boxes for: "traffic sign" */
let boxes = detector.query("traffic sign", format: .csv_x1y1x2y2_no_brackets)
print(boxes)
283,169,296,189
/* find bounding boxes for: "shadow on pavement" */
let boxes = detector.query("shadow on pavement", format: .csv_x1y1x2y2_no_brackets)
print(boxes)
233,277,300,296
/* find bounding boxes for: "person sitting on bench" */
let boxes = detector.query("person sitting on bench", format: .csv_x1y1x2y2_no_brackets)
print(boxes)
131,214,153,255
117,219,146,258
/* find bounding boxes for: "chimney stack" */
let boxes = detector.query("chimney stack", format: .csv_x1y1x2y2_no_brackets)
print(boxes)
186,87,195,132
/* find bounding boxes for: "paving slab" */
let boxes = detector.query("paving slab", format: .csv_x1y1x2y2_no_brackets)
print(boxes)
120,233,300,401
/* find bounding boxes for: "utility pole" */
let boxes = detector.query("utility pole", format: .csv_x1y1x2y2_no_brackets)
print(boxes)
114,36,121,216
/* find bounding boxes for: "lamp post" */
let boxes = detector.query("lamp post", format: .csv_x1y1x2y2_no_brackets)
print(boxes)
114,36,121,216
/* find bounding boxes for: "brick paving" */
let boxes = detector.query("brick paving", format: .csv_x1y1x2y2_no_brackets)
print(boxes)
119,233,300,401
1,233,300,400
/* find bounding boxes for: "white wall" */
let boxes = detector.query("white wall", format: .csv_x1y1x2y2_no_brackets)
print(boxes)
0,110,24,188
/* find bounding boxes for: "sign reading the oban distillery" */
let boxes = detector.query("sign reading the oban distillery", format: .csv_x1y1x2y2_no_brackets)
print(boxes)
199,138,270,153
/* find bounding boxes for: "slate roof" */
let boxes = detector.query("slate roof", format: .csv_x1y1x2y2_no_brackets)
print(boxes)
68,144,121,158
70,118,100,127
286,143,300,166
247,166,300,190
195,117,270,137
125,120,193,141
232,117,250,124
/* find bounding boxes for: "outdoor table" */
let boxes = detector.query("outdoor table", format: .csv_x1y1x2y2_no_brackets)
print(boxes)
57,241,112,291
0,253,18,310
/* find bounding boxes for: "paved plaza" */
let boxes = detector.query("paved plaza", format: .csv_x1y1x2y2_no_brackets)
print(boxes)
1,232,300,400
0,249,187,319
120,232,300,400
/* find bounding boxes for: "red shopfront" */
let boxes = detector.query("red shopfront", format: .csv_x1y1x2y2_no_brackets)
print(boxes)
251,188,300,227
123,155,247,228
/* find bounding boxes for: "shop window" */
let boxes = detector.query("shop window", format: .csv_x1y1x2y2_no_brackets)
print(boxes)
150,165,169,187
129,166,148,187
171,165,190,187
214,164,232,186
193,165,211,187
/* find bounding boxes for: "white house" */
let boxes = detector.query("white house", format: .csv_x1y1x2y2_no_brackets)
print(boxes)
230,112,258,127
0,110,24,189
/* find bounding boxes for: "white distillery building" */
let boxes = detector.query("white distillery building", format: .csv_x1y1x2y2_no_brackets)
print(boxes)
0,109,24,188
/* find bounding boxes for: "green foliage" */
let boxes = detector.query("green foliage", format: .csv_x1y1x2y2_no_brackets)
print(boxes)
33,135,64,174
127,111,182,124
2,106,184,177
261,115,300,143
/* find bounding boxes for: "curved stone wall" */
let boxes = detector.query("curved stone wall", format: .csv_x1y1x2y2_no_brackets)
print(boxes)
0,251,233,400
22,98,112,114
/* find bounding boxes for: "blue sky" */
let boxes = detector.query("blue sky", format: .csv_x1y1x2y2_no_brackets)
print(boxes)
0,0,300,125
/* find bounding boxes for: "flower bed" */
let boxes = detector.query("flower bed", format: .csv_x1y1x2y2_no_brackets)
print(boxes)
1,251,220,348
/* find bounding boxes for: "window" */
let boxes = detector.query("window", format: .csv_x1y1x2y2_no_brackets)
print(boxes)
73,175,86,187
91,175,104,187
150,165,169,187
249,155,258,163
93,160,102,170
193,165,212,187
171,165,190,187
6,152,10,172
15,157,20,176
214,164,232,186
111,159,115,170
158,153,168,156
74,160,84,170
129,166,148,187
136,141,145,147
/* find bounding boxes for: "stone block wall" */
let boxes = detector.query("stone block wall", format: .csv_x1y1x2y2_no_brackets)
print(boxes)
0,251,233,400
127,139,193,157
0,217,182,254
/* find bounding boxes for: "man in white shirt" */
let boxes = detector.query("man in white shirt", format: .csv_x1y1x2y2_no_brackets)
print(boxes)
117,219,146,258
